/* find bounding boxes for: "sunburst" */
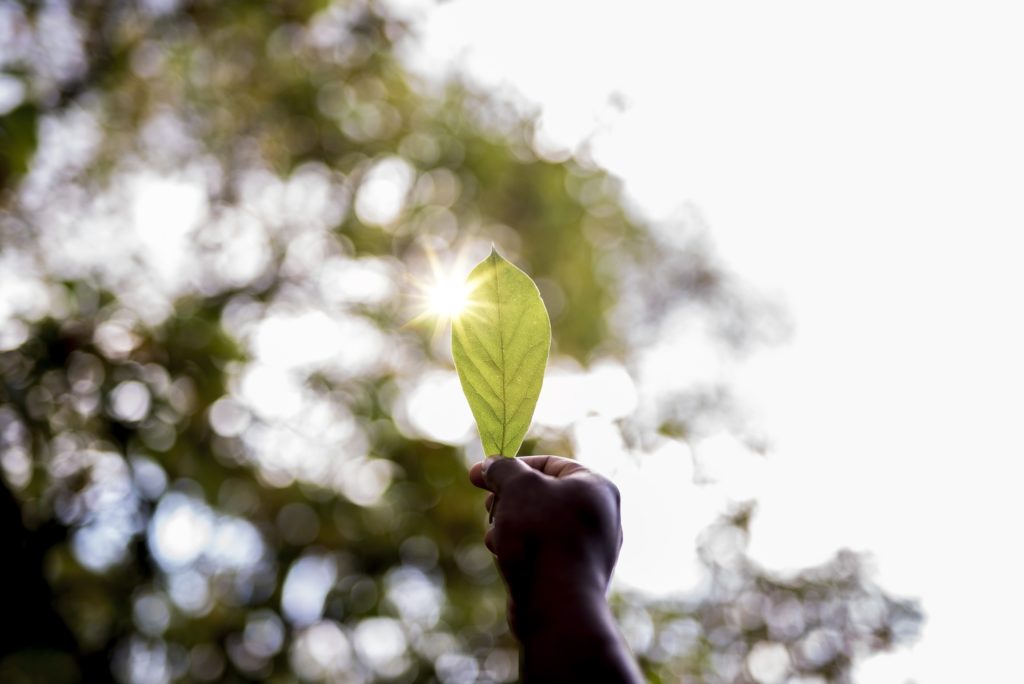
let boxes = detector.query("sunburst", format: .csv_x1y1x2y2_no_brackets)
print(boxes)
407,244,484,340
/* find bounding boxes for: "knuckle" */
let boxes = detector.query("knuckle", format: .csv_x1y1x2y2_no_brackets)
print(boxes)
567,474,619,508
604,479,622,508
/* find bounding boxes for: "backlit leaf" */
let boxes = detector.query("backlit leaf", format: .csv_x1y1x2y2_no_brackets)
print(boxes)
452,248,551,456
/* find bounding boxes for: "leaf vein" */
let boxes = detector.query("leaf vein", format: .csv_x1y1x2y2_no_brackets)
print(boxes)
460,378,503,428
502,308,529,351
457,352,504,405
507,393,534,424
506,339,548,383
459,321,502,372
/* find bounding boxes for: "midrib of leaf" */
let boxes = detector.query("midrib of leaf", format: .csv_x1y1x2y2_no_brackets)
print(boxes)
490,251,508,454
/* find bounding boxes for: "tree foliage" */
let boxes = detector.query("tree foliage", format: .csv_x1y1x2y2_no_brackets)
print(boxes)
0,2,919,683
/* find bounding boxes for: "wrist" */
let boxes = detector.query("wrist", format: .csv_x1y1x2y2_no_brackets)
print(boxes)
520,585,612,640
516,588,640,684
509,558,607,632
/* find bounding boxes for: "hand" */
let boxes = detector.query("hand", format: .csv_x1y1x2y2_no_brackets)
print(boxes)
469,455,623,634
469,456,642,683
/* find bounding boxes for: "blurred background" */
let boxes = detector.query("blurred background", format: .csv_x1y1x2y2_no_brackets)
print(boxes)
5,0,1020,682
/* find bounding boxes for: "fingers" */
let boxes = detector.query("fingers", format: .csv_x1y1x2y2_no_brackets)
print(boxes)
469,460,489,490
470,455,589,491
485,492,495,513
518,455,588,479
481,455,532,492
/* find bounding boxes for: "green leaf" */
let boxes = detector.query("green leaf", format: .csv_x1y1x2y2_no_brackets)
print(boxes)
452,248,551,457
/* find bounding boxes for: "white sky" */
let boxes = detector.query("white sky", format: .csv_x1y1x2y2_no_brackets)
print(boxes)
396,1,1024,681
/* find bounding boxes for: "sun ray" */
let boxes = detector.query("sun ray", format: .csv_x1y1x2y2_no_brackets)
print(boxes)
405,243,485,342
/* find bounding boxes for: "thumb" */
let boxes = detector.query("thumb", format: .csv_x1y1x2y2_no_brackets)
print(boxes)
482,456,532,493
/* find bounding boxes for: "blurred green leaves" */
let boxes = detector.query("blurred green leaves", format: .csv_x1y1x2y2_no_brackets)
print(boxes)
0,103,37,188
452,249,551,457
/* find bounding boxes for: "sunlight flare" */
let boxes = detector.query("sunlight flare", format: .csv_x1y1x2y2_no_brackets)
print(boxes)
425,273,472,319
407,244,484,340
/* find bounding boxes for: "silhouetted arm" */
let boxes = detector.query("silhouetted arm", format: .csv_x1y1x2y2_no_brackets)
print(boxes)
470,456,644,684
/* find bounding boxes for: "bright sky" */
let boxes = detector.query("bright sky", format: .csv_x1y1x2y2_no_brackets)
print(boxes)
395,1,1024,681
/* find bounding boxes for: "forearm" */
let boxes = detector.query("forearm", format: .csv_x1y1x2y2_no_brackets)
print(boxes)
516,587,644,684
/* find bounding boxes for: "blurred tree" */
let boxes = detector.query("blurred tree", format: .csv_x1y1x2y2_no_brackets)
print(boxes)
0,1,919,683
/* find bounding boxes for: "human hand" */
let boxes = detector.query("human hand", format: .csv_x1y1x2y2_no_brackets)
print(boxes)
468,455,623,635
